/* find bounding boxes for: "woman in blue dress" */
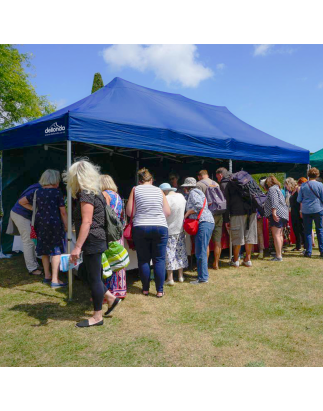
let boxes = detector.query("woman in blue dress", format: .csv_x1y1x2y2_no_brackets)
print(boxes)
101,175,127,298
20,170,68,288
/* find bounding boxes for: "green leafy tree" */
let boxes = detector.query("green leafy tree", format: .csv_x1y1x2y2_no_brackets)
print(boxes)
0,44,56,130
91,72,104,94
0,45,56,231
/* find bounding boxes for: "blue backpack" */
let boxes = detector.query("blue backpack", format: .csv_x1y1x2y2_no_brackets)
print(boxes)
201,180,227,215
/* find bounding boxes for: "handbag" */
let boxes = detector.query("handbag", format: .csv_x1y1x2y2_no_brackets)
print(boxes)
183,198,207,235
124,187,135,250
30,190,38,244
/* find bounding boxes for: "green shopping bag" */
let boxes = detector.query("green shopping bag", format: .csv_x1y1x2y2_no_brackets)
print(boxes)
102,253,113,279
104,241,130,272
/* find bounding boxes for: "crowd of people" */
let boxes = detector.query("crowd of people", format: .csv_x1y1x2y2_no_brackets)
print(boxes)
7,159,323,327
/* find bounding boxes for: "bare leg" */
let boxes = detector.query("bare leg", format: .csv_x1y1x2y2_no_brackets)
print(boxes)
178,268,184,281
233,245,241,262
104,289,117,307
42,255,51,279
244,244,253,262
89,310,103,325
213,242,221,269
51,255,62,284
272,227,283,259
166,270,174,282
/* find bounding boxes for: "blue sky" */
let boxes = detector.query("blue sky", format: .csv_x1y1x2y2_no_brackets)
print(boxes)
17,44,323,153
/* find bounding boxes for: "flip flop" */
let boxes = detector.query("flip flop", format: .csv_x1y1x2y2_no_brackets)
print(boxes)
29,269,43,276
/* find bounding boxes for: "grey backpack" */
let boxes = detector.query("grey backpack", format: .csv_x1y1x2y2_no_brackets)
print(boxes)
98,194,123,243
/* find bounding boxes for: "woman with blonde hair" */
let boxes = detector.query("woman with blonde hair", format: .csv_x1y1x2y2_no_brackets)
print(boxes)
100,174,127,299
264,176,289,261
19,169,68,286
126,168,170,298
285,177,304,251
297,167,323,258
65,160,120,327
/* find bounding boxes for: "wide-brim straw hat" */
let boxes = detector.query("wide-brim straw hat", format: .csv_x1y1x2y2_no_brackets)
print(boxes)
181,177,197,188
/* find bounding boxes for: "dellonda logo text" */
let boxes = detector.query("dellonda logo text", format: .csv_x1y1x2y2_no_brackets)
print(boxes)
45,122,66,134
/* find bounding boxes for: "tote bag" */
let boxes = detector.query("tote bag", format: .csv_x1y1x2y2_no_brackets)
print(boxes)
183,198,206,236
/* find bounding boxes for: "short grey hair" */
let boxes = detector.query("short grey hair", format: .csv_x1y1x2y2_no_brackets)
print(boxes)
39,169,61,187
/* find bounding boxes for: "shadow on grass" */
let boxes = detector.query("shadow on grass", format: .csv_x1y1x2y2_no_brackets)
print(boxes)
9,301,91,327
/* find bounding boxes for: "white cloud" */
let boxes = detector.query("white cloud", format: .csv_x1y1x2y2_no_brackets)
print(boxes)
253,44,273,56
216,63,226,70
54,98,67,109
318,82,323,89
101,44,213,88
253,44,296,57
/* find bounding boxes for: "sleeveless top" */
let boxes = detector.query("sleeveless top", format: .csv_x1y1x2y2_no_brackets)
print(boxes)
133,185,168,228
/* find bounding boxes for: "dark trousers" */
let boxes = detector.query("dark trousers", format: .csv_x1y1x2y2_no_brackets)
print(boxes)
133,225,168,293
83,253,107,311
291,214,304,249
302,210,323,255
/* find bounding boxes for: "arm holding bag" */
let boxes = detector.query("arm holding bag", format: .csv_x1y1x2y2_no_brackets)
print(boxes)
183,198,206,236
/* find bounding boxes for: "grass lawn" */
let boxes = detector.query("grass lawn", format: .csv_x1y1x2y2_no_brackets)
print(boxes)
1,247,323,367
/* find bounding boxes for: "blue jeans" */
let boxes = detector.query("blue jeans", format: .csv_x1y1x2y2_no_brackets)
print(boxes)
133,226,168,292
302,210,323,255
195,221,215,282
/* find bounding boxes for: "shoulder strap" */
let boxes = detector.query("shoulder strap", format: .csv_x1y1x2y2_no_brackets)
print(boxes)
307,181,323,205
129,187,135,223
197,198,207,222
200,180,209,187
31,189,38,226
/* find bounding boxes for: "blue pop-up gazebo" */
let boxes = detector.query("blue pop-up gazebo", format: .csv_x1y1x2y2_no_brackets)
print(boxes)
0,77,310,298
0,77,309,163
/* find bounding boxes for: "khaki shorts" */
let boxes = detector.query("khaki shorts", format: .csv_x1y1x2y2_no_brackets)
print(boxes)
212,214,223,244
230,213,257,246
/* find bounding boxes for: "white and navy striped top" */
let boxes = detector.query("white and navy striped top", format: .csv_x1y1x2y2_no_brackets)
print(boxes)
133,185,168,228
133,184,168,227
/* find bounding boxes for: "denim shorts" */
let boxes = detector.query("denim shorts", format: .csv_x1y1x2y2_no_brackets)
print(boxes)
268,215,288,228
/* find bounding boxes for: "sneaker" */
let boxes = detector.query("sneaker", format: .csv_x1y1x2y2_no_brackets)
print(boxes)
51,282,68,288
190,280,208,284
304,252,312,258
165,280,175,286
271,257,283,262
258,250,264,259
229,260,240,268
242,260,252,267
321,252,323,258
178,277,184,283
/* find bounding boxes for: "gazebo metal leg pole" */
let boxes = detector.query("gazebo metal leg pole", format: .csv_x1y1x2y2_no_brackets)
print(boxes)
67,140,73,301
136,151,139,185
229,159,233,261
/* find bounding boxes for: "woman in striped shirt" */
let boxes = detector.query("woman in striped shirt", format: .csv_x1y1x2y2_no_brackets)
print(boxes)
264,176,289,262
126,168,171,297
